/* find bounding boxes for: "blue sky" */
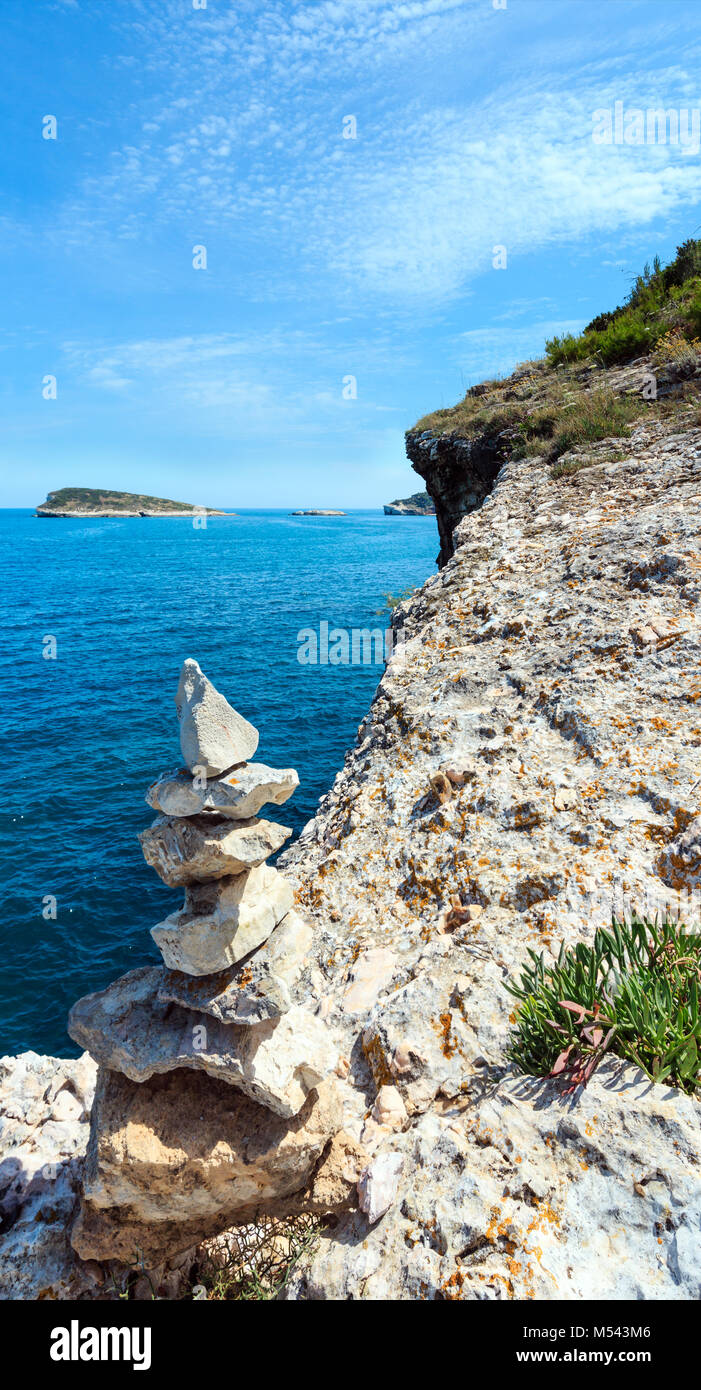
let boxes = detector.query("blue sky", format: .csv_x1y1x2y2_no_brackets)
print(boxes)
2,0,701,508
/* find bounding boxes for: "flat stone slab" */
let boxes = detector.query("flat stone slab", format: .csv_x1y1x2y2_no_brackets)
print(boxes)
175,658,259,775
151,863,294,975
138,814,291,886
67,967,337,1118
157,908,313,1024
146,763,299,820
343,947,398,1015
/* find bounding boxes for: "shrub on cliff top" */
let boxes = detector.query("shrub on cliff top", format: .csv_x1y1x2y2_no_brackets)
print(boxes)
546,238,701,368
411,238,701,443
507,915,701,1094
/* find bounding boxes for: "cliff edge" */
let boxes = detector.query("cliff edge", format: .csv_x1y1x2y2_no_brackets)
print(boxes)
277,396,701,1298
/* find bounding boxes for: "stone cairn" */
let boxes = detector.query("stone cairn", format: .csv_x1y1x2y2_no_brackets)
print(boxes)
68,659,344,1265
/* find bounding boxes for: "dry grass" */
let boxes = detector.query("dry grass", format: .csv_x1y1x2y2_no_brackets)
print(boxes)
412,369,650,467
186,1214,321,1301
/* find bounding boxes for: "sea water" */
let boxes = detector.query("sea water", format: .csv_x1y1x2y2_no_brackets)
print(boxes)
1,508,436,1055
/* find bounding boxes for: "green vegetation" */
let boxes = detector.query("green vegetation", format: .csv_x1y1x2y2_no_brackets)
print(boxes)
386,490,435,514
376,583,418,615
38,487,201,514
545,237,701,367
511,386,646,464
409,240,701,470
413,374,648,467
411,373,540,442
549,447,626,482
507,916,701,1094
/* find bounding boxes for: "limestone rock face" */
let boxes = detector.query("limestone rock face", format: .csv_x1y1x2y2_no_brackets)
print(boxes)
343,947,397,1015
68,968,336,1117
138,814,291,886
146,763,299,820
151,863,294,975
405,430,501,566
274,412,701,1299
0,1051,98,1300
71,1068,344,1266
358,1150,404,1225
158,909,313,1024
658,814,701,889
287,1061,701,1300
362,951,483,1115
175,658,259,775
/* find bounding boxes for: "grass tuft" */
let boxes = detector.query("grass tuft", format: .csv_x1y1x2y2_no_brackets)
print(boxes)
514,388,645,464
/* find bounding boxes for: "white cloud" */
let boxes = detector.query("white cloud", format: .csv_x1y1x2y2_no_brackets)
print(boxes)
49,0,701,312
321,85,701,300
59,327,411,440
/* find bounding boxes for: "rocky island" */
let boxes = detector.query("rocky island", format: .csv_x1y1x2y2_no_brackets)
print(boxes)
4,240,701,1301
289,509,345,516
35,487,229,517
383,490,435,515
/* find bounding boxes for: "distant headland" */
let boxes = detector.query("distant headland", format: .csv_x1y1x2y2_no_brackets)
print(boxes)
383,490,435,516
35,488,230,518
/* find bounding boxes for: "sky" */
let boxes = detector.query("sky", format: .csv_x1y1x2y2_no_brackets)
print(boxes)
2,0,701,508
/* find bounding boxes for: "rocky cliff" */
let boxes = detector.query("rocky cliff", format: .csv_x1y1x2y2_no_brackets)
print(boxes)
273,393,701,1298
405,428,501,561
4,339,701,1300
406,346,701,568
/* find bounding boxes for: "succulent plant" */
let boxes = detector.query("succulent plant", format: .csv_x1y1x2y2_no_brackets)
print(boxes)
507,915,701,1094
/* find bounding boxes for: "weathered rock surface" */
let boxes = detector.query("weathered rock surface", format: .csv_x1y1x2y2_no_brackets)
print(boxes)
0,1051,98,1299
158,909,313,1024
358,1150,404,1225
139,814,291,885
658,813,701,890
146,763,299,819
273,410,701,1298
72,1069,345,1265
175,658,259,775
288,1060,701,1299
0,1052,217,1300
343,946,398,1016
406,429,501,565
68,967,336,1117
151,863,294,975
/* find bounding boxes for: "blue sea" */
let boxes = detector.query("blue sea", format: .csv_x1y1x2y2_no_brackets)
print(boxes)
1,508,436,1057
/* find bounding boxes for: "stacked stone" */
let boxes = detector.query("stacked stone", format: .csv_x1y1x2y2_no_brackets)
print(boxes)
68,658,337,1120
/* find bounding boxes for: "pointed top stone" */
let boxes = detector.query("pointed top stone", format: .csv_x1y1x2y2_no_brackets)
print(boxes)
175,658,259,776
